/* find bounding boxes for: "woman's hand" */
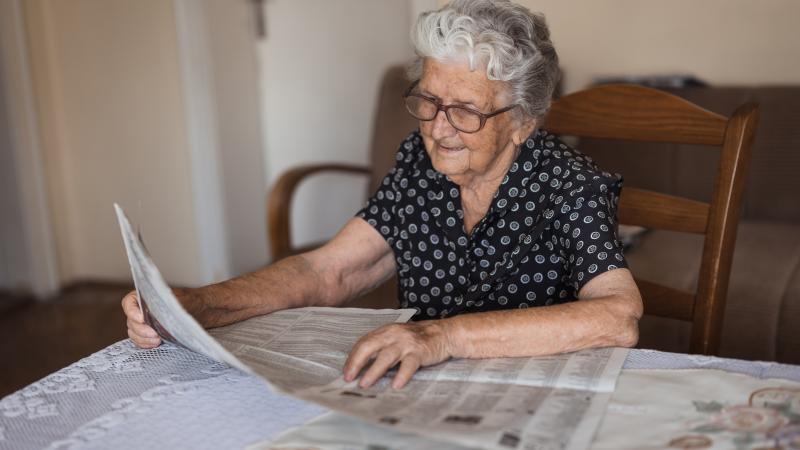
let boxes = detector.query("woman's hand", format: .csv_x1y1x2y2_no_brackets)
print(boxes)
122,288,199,348
343,320,455,390
121,290,161,348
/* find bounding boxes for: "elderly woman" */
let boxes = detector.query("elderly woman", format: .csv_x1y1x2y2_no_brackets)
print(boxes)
122,0,642,390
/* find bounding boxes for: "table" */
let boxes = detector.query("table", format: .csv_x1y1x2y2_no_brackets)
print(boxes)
2,340,799,449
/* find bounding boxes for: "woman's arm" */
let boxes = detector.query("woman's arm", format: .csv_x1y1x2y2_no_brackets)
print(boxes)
123,218,396,347
180,218,397,327
343,268,642,389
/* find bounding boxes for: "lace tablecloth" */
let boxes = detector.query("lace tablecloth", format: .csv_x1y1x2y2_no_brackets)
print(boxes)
2,340,799,450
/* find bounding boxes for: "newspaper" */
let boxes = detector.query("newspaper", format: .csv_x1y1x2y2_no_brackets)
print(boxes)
114,204,627,450
284,348,625,450
115,203,254,375
208,307,416,392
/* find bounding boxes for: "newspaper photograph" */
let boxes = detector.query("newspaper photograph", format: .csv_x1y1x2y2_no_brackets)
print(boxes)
114,203,627,450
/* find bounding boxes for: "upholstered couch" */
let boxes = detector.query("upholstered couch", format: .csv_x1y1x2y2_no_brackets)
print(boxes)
578,87,800,364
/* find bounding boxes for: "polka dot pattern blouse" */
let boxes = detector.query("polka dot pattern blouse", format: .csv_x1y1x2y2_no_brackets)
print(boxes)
357,129,628,321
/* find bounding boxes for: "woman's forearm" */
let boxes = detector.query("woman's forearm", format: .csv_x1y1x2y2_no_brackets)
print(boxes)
173,219,396,329
442,294,641,360
177,254,328,328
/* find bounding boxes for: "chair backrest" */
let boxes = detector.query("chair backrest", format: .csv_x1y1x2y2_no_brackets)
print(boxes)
545,84,759,355
367,66,419,193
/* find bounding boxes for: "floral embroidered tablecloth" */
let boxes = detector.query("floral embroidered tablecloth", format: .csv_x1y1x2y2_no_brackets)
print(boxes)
593,367,800,449
1,341,798,450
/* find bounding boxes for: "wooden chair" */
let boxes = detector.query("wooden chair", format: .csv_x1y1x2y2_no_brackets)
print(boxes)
268,67,759,354
545,84,759,355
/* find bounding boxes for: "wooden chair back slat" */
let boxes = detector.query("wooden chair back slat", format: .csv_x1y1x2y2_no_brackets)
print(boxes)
546,84,759,355
368,66,420,193
634,279,695,321
618,188,709,234
545,84,729,146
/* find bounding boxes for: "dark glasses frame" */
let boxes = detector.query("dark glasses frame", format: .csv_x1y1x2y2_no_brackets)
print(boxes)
403,80,517,133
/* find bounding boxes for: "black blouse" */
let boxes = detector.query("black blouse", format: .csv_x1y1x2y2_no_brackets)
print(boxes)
357,129,628,321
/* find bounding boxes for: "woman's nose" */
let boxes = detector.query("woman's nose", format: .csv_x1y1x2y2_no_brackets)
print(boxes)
431,109,456,140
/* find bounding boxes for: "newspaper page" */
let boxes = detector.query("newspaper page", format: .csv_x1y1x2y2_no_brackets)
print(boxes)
115,204,626,450
283,347,625,450
115,203,253,375
209,307,415,392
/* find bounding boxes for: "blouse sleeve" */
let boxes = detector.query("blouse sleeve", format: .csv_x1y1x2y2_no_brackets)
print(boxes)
556,179,629,294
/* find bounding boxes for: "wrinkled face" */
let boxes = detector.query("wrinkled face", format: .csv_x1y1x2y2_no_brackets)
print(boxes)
416,58,533,186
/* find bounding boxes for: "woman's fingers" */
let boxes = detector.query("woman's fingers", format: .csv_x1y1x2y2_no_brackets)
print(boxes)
121,291,144,323
343,336,381,382
358,348,401,389
126,318,160,347
344,322,449,389
121,290,162,348
127,328,161,348
126,317,158,339
392,356,421,390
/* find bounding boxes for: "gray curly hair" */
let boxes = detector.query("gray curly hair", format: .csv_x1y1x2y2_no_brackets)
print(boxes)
409,0,560,120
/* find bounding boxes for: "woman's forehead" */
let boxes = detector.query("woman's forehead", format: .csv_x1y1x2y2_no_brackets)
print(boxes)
419,58,506,107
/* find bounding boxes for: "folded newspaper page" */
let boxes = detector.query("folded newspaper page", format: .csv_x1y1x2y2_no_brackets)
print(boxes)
115,203,254,375
114,203,627,450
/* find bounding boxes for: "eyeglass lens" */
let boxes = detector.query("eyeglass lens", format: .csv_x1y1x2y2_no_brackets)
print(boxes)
404,96,482,133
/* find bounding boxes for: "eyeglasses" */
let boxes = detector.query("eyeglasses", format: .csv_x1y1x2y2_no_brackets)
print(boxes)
403,80,517,134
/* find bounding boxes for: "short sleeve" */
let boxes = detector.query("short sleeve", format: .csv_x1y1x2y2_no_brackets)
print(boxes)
557,187,629,294
356,133,419,246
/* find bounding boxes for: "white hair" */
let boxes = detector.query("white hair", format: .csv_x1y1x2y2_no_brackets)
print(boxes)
409,0,560,119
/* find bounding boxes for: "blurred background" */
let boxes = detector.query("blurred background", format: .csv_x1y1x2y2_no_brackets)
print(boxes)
1,0,799,395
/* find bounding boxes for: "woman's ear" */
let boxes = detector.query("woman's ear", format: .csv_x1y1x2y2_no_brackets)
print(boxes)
512,118,538,146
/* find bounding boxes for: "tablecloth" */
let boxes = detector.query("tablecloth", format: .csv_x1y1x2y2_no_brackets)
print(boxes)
2,340,798,450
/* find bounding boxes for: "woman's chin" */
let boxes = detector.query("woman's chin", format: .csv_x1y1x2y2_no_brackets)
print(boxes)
431,160,468,179
426,145,470,177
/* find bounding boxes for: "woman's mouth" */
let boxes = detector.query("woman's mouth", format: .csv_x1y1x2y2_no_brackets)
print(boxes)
438,144,464,153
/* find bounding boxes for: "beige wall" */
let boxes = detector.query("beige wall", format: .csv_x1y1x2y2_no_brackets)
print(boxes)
24,0,206,286
204,0,269,275
516,0,800,92
259,0,416,247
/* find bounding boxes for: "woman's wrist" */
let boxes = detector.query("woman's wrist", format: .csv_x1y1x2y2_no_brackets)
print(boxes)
171,286,214,327
435,317,468,360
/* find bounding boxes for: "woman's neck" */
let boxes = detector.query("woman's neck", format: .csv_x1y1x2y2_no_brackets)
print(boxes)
457,142,521,234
